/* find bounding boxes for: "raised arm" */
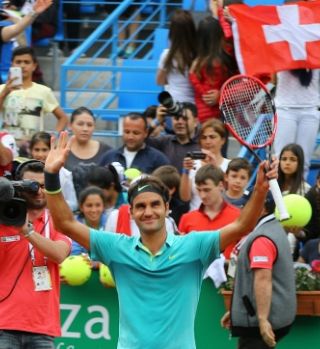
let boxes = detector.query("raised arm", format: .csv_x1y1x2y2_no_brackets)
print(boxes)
44,131,90,250
220,159,279,251
1,0,53,42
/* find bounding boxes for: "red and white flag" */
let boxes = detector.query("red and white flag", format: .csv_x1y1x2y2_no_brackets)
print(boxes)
229,2,320,76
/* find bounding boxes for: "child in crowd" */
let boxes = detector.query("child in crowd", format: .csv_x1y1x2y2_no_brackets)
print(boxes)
156,9,196,104
278,143,311,196
278,143,311,259
28,131,78,211
223,157,251,209
71,186,107,267
87,165,128,219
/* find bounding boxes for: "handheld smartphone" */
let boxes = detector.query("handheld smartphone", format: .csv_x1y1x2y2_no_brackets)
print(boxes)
9,67,23,86
186,151,206,160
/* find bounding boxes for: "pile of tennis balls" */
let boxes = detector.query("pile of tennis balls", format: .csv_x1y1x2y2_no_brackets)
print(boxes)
59,255,115,287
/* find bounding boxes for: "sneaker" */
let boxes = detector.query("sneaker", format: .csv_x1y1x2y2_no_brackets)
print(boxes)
47,47,64,57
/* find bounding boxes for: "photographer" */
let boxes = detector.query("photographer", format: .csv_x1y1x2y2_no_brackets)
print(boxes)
0,159,71,348
147,94,200,173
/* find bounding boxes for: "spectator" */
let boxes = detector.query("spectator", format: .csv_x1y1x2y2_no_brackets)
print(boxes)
0,46,68,140
0,0,52,46
99,112,170,173
64,106,112,197
180,118,230,210
221,196,296,349
43,131,278,349
274,69,320,178
152,165,189,225
223,157,251,208
147,102,200,172
189,16,238,123
0,159,71,348
71,186,107,260
278,143,311,196
0,131,17,176
304,171,320,240
278,143,311,258
87,164,128,217
179,164,240,258
29,131,78,211
298,238,320,266
156,9,196,104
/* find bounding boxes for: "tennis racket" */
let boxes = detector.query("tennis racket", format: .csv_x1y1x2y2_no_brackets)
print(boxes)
219,74,289,221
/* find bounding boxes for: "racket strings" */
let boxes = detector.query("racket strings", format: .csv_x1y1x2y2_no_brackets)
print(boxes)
220,78,274,147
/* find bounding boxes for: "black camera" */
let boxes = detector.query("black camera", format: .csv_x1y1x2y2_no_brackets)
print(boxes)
0,177,39,226
158,91,183,117
186,151,206,160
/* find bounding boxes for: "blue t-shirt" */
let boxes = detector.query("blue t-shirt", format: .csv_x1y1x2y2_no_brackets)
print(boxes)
90,230,220,349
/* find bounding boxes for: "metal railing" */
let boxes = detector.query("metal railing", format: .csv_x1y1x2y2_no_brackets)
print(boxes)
60,0,179,136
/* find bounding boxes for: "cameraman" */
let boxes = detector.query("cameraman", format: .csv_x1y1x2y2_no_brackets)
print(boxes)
0,160,71,348
147,101,200,173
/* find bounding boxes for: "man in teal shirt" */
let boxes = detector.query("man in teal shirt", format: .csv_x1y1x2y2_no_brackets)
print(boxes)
43,132,279,349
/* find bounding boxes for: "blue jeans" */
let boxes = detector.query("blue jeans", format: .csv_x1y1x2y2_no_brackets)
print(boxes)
0,330,55,349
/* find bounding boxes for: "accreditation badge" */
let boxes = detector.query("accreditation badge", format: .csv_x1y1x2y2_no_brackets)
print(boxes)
32,266,52,291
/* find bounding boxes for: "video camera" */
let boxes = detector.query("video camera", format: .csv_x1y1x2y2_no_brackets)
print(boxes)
158,91,183,117
0,177,40,226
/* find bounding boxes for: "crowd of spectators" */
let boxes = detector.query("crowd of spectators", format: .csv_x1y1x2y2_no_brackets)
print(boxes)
0,0,320,347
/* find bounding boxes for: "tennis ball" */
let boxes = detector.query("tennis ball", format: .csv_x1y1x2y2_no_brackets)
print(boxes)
275,194,312,227
59,255,92,286
124,168,141,181
99,264,115,288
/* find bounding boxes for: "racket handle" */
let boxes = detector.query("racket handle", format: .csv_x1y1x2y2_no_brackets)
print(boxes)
268,178,290,221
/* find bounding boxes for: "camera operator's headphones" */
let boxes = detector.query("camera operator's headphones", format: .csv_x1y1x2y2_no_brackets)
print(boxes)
13,159,45,180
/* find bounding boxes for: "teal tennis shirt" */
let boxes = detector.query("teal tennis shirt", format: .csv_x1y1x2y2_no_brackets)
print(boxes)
90,230,220,349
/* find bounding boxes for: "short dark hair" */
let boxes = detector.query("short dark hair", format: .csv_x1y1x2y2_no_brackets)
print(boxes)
226,157,252,177
124,112,148,129
70,106,95,123
87,165,122,193
128,175,170,204
152,165,180,190
15,160,44,180
195,164,224,186
181,102,198,118
78,186,107,207
12,46,37,63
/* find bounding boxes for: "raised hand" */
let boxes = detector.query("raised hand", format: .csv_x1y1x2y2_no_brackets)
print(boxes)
33,0,53,14
45,131,73,174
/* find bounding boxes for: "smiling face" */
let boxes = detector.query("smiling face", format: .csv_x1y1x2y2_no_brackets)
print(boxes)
130,191,169,236
122,117,148,151
70,112,95,144
80,194,105,227
20,171,46,210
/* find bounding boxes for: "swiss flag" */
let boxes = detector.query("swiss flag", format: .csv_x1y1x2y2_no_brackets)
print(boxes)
229,2,320,76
